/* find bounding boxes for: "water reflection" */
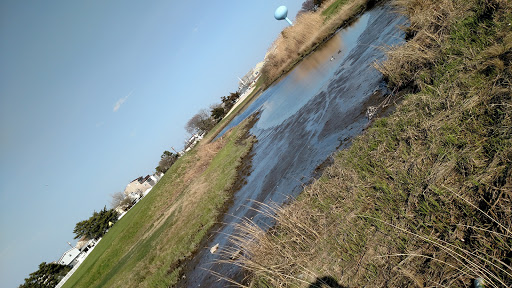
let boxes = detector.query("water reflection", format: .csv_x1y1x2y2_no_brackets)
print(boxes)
256,13,370,130
181,4,407,287
292,33,344,83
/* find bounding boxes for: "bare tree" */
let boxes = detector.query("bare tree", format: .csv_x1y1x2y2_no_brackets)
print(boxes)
185,109,215,134
297,0,324,15
299,0,315,13
110,191,126,208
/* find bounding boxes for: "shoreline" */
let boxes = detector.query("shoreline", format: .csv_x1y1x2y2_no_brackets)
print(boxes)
235,0,512,286
261,0,387,88
62,116,258,288
177,113,260,286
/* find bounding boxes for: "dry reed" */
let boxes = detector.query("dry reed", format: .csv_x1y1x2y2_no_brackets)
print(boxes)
219,0,512,287
261,0,381,87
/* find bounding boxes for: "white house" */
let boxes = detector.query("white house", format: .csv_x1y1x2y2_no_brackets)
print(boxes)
57,237,98,267
146,175,158,186
184,133,204,152
124,175,152,196
237,61,264,93
115,206,126,214
57,247,81,267
127,191,141,202
115,172,164,215
155,172,164,180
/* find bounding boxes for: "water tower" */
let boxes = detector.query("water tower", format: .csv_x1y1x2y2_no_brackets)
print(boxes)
274,6,293,26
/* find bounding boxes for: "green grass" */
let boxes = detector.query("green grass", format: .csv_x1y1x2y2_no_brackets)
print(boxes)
321,0,349,19
63,116,257,288
234,0,512,287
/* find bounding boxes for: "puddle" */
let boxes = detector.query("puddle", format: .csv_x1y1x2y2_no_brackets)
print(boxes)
180,3,407,287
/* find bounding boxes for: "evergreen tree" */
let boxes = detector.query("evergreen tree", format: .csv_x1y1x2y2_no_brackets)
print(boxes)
220,91,240,112
19,262,70,288
210,106,226,122
155,150,178,173
73,206,118,239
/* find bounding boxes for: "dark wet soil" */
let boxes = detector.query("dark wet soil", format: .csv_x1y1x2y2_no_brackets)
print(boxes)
173,114,259,284
178,3,407,287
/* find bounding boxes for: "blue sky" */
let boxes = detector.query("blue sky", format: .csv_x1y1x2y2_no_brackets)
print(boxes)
0,1,302,286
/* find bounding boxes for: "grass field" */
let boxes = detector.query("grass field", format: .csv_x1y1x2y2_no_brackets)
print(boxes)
61,0,512,286
322,0,350,19
233,0,512,287
62,116,257,288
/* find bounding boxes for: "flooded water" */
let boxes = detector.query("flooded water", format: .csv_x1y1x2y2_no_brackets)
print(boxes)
181,4,407,287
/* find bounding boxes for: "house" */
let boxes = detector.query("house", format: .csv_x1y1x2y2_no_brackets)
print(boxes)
237,61,264,94
57,247,81,267
137,173,163,196
54,238,101,288
75,237,95,253
154,172,164,180
124,175,152,196
146,175,158,186
117,173,164,214
127,191,141,202
57,236,99,268
75,236,88,250
184,133,204,152
115,206,126,214
149,172,163,185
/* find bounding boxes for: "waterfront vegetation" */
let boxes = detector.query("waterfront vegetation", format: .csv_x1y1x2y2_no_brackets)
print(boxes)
62,116,256,288
62,0,512,287
322,0,350,19
202,76,264,144
233,0,512,286
260,0,384,87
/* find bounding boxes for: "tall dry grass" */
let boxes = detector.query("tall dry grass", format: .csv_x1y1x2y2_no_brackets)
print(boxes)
374,0,470,90
222,0,512,287
261,0,382,87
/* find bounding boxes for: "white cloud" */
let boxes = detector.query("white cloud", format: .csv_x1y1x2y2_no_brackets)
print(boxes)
113,91,132,112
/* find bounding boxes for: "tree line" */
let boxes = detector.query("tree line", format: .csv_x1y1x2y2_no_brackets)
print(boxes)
19,262,70,288
184,1,324,138
72,206,119,240
18,89,241,288
19,207,118,287
185,91,240,136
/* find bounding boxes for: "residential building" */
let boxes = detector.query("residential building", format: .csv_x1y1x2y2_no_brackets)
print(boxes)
124,175,152,196
57,247,80,267
127,191,141,202
184,133,204,152
57,237,97,267
237,61,264,93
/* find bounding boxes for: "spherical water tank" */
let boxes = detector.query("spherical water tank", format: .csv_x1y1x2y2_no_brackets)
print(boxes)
274,6,288,20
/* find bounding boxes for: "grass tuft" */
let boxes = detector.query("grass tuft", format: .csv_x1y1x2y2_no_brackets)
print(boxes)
261,0,384,87
228,0,512,287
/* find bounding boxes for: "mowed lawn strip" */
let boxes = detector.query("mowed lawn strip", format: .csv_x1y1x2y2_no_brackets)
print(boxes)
63,116,257,288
